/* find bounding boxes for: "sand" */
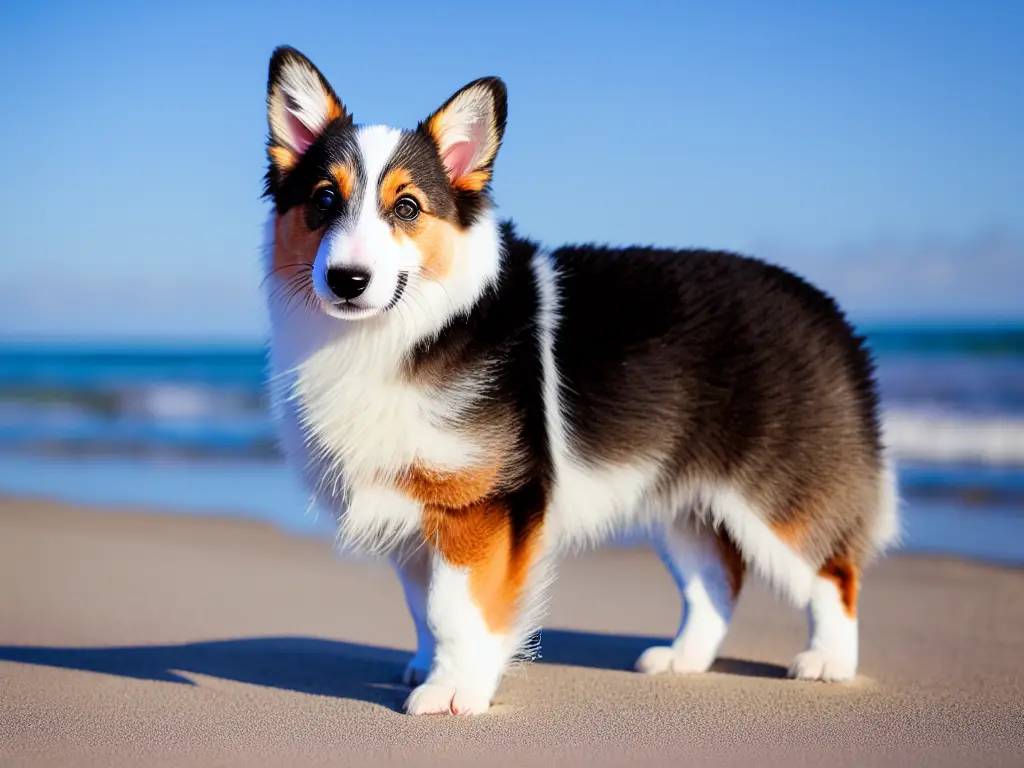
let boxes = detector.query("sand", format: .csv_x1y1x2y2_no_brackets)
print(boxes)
1,496,1022,767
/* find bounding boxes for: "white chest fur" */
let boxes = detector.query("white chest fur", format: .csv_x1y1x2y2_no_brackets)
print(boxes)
291,334,485,483
266,305,489,550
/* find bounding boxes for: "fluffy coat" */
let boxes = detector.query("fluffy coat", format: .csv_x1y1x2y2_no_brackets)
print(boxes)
261,46,899,716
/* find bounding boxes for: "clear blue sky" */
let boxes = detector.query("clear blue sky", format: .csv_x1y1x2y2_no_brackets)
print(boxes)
1,0,1021,340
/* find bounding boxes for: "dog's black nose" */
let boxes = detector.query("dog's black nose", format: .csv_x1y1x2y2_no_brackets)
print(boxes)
325,266,371,301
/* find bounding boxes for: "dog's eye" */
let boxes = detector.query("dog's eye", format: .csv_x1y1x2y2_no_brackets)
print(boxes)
312,188,337,213
394,196,420,222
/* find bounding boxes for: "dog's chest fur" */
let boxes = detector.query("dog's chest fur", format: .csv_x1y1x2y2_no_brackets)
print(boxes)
270,323,492,522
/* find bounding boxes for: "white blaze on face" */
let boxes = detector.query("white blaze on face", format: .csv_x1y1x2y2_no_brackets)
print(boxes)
312,125,418,317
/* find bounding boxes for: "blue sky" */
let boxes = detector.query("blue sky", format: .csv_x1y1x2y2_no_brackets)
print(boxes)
0,0,1021,340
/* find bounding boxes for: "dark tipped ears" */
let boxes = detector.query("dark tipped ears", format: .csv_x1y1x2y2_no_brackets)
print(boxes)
420,77,508,192
266,46,351,174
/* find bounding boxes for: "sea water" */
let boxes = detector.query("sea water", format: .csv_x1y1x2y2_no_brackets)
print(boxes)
1,325,1022,563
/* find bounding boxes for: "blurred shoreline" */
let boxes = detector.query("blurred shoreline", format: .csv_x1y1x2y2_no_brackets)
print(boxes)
2,324,1023,566
1,452,1022,566
3,325,1023,464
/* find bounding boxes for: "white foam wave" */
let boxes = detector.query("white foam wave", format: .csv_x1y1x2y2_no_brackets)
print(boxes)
884,410,1024,465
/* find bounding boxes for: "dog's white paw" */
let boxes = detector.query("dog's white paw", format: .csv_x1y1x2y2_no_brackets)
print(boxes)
402,658,430,686
787,650,857,682
635,645,714,676
404,682,491,716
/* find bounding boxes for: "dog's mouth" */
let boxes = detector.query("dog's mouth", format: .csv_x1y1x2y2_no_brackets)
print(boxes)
324,272,409,319
382,272,409,312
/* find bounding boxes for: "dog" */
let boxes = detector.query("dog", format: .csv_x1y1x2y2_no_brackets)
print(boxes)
260,46,900,716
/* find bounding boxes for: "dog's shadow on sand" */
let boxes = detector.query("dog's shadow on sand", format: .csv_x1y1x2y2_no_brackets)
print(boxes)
0,631,786,709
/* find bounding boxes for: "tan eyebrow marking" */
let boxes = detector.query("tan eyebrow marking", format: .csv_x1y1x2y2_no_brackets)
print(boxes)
380,167,414,212
329,163,356,200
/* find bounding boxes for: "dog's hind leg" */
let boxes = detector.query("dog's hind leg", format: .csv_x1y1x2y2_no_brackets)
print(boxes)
636,518,745,675
787,465,898,683
788,549,860,682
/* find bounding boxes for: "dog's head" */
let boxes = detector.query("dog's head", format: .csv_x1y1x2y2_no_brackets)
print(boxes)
264,46,506,323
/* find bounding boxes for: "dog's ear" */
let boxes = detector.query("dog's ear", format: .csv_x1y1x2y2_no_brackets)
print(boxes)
266,46,350,174
419,77,507,193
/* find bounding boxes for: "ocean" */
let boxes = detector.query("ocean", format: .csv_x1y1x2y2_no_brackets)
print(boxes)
1,325,1023,563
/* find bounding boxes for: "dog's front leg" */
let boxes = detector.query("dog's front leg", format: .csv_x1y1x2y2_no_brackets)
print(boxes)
389,543,435,687
404,489,545,716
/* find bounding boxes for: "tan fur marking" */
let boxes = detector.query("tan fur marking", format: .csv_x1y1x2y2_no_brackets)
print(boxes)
453,169,491,192
405,215,456,281
379,168,413,212
713,527,746,599
422,500,541,633
771,515,813,549
271,207,323,273
819,556,859,619
425,112,446,146
269,145,297,172
326,97,346,123
379,168,458,280
330,164,355,200
395,462,500,510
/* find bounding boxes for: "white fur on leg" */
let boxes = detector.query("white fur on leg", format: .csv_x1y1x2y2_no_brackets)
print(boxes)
788,574,858,682
404,554,507,716
390,546,434,686
636,523,736,676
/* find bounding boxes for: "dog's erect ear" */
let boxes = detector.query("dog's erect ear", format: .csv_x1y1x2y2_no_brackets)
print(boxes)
420,77,507,193
266,46,350,174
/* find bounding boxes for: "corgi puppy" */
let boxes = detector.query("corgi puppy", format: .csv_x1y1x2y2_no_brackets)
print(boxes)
261,46,900,716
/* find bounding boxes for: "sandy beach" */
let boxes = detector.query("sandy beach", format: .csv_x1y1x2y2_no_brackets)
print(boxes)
1,495,1021,767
